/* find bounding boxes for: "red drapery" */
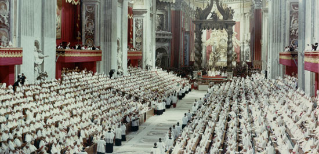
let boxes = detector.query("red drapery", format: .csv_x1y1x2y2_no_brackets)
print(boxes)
128,6,134,49
56,0,81,47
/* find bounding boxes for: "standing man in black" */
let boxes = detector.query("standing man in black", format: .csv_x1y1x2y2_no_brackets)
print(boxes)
21,73,26,85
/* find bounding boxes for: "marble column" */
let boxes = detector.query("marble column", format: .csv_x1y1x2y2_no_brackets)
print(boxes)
304,0,315,96
267,0,286,79
261,7,268,71
297,0,306,91
17,0,35,82
100,0,118,74
42,0,56,81
227,25,234,73
151,0,157,69
267,0,273,79
121,0,128,75
194,25,202,70
201,30,206,68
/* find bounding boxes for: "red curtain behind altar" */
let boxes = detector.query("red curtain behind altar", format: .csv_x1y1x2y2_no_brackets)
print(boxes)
56,0,81,46
128,6,134,49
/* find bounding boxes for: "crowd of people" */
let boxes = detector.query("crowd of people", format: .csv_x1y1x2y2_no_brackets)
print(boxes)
0,68,189,154
57,42,99,51
153,74,319,154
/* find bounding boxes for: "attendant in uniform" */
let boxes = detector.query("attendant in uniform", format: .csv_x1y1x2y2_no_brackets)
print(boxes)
155,101,163,115
97,136,106,154
157,138,165,154
105,128,114,153
176,122,182,136
151,143,161,154
115,125,122,146
165,96,171,109
186,110,192,121
181,87,185,98
172,94,177,108
165,134,174,152
192,104,197,116
182,113,188,129
121,123,126,141
162,99,166,113
131,115,138,132
178,89,183,100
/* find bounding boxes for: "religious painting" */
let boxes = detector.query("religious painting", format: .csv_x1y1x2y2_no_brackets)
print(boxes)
289,2,298,46
56,0,62,39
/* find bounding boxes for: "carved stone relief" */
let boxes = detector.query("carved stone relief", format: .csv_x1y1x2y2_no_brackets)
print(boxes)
135,18,143,51
85,5,95,46
289,2,298,46
0,0,10,46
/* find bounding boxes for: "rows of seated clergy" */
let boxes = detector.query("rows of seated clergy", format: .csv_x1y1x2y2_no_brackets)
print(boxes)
169,73,319,154
0,68,187,154
114,68,188,102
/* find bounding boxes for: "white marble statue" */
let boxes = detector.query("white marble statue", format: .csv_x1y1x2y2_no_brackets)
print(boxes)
34,46,48,81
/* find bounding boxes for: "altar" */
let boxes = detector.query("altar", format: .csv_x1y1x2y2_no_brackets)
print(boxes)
55,49,102,79
0,48,23,86
192,0,236,78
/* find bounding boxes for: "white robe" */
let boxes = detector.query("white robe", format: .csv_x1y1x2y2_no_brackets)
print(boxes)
115,128,122,139
105,131,114,143
97,139,106,153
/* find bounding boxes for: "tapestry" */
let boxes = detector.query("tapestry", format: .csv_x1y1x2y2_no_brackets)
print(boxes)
56,0,62,39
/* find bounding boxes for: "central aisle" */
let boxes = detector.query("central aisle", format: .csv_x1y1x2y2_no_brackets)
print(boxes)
113,90,206,154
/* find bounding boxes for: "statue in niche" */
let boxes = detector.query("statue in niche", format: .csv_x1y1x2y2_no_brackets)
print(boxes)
156,14,164,31
156,52,164,67
34,45,49,81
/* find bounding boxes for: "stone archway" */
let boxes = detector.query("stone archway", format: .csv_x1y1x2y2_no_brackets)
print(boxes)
155,48,169,69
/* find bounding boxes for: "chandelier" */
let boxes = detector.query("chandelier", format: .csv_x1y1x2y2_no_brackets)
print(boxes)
66,0,80,5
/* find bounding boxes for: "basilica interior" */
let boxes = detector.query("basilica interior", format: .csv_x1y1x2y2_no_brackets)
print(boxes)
0,0,319,153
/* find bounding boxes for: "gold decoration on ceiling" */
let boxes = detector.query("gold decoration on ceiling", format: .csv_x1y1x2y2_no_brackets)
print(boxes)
65,0,80,5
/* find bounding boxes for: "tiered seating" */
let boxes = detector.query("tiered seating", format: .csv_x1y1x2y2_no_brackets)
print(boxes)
0,68,188,153
168,73,319,154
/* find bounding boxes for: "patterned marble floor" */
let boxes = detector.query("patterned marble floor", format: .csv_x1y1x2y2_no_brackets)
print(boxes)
113,90,206,154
